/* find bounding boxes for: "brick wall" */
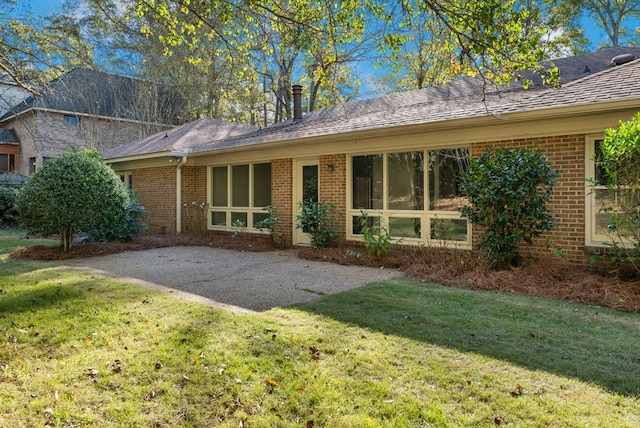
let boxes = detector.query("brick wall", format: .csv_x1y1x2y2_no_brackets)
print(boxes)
132,166,176,234
180,165,208,233
473,135,587,264
271,158,293,245
319,154,347,240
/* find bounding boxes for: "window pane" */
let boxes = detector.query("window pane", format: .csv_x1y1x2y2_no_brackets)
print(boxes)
211,211,226,226
212,166,227,206
253,163,271,207
431,218,468,242
302,165,318,202
389,217,421,238
388,152,424,210
594,188,640,236
232,165,250,207
253,212,269,228
352,155,383,209
0,154,7,172
231,212,247,226
352,215,380,235
8,154,14,171
429,148,469,211
593,139,609,185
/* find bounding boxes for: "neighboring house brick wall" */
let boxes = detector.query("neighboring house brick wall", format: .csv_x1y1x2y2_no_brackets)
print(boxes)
272,158,293,246
319,153,347,240
132,166,176,234
473,134,586,264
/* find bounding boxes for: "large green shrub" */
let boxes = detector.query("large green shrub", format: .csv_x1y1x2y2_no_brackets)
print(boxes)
594,112,640,273
0,185,19,224
459,147,557,268
16,149,133,251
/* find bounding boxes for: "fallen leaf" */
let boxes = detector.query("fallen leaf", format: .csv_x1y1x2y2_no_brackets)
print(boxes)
309,347,320,360
306,421,315,428
155,361,163,369
86,368,98,378
266,377,278,386
494,416,503,425
144,390,156,401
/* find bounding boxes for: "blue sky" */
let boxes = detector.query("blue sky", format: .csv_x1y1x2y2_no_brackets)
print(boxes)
16,0,634,50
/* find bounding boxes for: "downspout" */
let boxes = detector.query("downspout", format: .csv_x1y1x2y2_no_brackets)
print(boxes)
171,150,190,234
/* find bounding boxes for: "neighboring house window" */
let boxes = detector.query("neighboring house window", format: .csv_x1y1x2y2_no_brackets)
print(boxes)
0,153,15,172
209,163,272,230
586,135,633,246
119,172,133,188
29,157,36,174
64,115,80,126
349,147,470,247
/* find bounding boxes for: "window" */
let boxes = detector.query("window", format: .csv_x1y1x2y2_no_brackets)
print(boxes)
350,148,470,246
209,163,272,230
586,136,637,245
119,172,133,188
0,153,15,172
64,115,80,126
29,157,36,174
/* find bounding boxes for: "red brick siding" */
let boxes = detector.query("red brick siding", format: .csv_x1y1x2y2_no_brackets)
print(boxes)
319,154,347,240
132,166,176,234
271,158,293,245
181,165,208,233
473,135,587,264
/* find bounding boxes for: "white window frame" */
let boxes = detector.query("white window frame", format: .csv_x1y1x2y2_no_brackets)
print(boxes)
347,147,471,249
207,162,271,232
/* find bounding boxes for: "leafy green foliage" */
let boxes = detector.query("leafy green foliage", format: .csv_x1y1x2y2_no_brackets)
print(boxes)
295,200,338,248
594,112,640,274
358,210,393,257
0,186,19,224
459,147,557,268
255,205,280,243
15,149,131,251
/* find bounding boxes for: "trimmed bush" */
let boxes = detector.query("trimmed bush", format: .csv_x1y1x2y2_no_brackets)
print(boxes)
0,185,19,224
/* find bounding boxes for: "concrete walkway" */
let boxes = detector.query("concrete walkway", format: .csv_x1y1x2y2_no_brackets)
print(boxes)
65,246,403,313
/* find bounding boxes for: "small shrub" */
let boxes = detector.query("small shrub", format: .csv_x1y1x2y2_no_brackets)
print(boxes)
295,200,338,248
459,146,557,268
358,210,393,256
0,185,19,224
231,219,248,236
255,205,280,243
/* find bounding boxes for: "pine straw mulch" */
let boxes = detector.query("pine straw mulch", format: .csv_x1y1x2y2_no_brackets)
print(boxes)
9,233,640,313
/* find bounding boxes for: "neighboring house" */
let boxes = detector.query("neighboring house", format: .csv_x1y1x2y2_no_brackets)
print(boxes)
0,68,185,176
104,48,640,264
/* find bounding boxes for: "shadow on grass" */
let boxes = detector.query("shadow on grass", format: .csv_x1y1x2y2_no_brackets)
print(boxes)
292,278,640,397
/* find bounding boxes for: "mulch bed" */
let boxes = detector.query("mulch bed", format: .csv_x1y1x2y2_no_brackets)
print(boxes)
10,233,640,313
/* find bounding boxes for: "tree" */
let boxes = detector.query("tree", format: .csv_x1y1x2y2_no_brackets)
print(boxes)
132,0,561,97
16,149,131,251
459,147,557,268
594,112,640,273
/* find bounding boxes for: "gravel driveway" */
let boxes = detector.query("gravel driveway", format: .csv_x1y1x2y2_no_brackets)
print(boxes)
65,246,403,313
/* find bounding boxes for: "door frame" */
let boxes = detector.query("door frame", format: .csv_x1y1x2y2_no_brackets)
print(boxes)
293,157,319,245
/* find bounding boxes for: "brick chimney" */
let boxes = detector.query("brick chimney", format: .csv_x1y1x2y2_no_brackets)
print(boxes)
292,84,303,121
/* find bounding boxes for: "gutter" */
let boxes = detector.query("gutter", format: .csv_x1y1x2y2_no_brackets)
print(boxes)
171,149,190,234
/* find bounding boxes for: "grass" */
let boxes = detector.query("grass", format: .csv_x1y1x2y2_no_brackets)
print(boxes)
1,228,639,427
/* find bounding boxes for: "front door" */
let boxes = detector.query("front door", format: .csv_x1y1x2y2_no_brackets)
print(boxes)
294,158,319,245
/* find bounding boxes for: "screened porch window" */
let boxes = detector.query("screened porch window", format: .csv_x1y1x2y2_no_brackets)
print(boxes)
209,163,272,230
350,147,470,246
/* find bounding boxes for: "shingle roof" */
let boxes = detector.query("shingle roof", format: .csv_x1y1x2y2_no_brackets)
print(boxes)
0,69,186,125
180,57,640,155
0,129,18,144
105,48,640,161
102,118,259,159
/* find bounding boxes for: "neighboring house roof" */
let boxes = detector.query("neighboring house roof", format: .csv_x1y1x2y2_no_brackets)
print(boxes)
105,48,640,161
0,68,185,125
103,118,260,159
0,129,18,145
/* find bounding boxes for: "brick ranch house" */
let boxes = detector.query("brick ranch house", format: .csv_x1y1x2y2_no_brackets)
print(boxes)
104,49,640,264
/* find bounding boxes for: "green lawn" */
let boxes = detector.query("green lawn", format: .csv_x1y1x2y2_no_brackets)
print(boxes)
1,228,639,427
